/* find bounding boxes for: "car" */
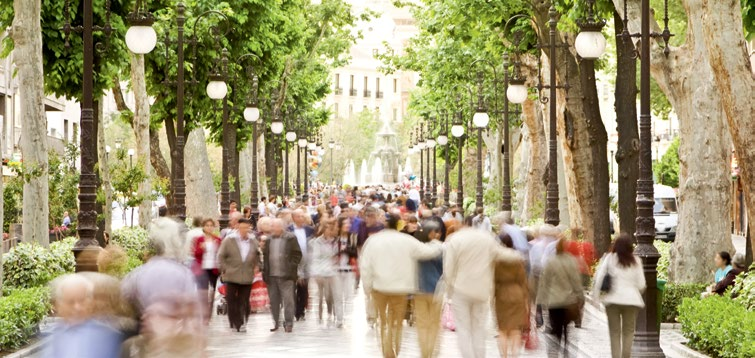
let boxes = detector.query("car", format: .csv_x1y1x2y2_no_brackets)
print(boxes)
654,184,678,242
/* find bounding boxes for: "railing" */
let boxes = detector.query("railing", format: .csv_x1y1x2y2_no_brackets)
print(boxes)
363,90,371,98
376,91,384,99
335,87,343,95
349,89,357,96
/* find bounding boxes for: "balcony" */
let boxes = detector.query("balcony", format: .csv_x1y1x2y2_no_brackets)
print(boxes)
349,89,357,96
376,91,384,99
363,90,372,98
335,87,343,95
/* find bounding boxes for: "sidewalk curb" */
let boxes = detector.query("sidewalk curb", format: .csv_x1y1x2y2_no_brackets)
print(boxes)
3,337,47,358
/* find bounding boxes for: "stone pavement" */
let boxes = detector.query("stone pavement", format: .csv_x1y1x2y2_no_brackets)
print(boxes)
205,285,703,358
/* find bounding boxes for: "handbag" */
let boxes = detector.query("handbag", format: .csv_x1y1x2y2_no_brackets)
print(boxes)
600,272,613,293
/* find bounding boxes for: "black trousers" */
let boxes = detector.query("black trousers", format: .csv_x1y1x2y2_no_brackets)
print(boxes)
547,308,570,357
295,279,309,319
226,282,252,330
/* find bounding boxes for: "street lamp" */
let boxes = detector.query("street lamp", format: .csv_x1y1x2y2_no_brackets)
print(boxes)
125,0,157,55
437,111,450,207
427,119,437,207
450,103,465,207
127,148,135,168
208,48,231,229
618,0,672,353
297,133,307,201
237,56,261,224
575,0,607,60
470,69,494,210
105,145,111,160
416,124,425,203
282,106,295,198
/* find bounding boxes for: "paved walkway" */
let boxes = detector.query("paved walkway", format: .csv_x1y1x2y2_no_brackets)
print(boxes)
205,285,699,357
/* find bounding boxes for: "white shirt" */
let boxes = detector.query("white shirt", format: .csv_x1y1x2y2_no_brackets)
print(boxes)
201,239,217,269
444,227,523,302
359,229,443,294
227,233,253,262
293,227,308,251
258,202,267,216
408,189,420,202
267,202,278,217
592,253,646,308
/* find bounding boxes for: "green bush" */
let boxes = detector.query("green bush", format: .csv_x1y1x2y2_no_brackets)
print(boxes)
0,287,51,351
732,264,755,310
678,296,755,358
661,283,707,322
110,226,150,260
2,239,75,289
654,240,671,281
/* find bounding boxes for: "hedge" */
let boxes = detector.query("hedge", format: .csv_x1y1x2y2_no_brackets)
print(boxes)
678,296,755,358
661,283,707,322
0,287,52,351
2,237,76,289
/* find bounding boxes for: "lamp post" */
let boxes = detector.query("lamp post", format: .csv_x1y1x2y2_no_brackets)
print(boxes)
238,59,261,223
437,111,450,207
451,107,465,207
417,125,425,203
616,0,671,354
285,111,298,199
128,149,135,168
427,120,438,207
270,101,284,196
329,140,336,185
206,48,231,229
305,134,315,200
471,70,492,210
297,132,306,201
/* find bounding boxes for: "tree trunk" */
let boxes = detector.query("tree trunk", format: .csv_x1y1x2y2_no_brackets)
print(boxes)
97,98,113,237
13,0,49,246
698,0,755,254
185,128,219,220
258,132,268,197
130,53,152,229
149,130,172,181
238,144,252,206
516,98,547,224
481,128,501,210
613,0,735,283
614,10,639,236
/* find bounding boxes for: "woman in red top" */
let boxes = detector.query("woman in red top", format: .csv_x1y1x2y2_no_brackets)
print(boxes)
192,218,222,319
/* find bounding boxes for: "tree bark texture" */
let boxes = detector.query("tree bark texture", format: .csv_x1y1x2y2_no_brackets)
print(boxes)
614,0,735,283
238,145,252,205
613,10,640,237
13,0,49,246
481,128,502,210
532,4,610,254
517,97,547,224
130,53,152,229
185,128,219,220
97,99,113,237
258,132,268,198
698,0,755,253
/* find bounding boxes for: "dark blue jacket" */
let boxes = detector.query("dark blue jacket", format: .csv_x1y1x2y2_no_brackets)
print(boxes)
418,256,443,294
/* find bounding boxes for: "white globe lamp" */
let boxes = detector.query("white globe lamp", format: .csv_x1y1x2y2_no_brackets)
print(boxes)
243,106,260,122
206,76,227,100
286,131,297,142
271,121,284,134
437,135,448,146
125,25,157,54
575,30,607,60
506,80,529,104
472,110,489,128
451,124,465,138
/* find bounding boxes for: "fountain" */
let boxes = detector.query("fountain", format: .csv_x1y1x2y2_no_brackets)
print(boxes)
359,159,368,186
371,157,383,185
368,120,401,184
343,159,357,186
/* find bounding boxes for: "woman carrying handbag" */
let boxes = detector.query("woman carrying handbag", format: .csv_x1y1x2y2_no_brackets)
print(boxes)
592,233,646,358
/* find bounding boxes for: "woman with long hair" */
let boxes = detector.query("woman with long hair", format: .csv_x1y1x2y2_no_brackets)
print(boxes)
191,218,222,321
495,233,529,358
592,233,646,358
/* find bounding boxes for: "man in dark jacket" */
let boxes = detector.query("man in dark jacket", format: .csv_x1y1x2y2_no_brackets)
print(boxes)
288,209,315,321
263,218,303,332
217,219,260,332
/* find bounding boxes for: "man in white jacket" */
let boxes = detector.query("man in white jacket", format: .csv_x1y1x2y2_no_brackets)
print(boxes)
444,226,524,358
360,213,443,358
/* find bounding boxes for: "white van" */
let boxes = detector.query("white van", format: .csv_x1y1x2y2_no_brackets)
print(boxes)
654,184,678,241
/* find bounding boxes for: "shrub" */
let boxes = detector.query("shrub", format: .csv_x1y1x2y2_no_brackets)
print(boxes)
732,263,755,310
661,283,707,322
654,240,671,281
678,296,755,358
2,240,75,289
110,226,150,260
0,287,51,351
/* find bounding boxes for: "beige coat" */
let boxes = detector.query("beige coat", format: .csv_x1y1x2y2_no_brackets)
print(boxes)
536,253,583,308
217,236,260,285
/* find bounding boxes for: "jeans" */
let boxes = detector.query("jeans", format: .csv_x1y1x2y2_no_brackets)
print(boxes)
451,292,489,358
605,304,639,358
267,277,296,327
225,283,252,330
372,291,408,358
414,294,442,358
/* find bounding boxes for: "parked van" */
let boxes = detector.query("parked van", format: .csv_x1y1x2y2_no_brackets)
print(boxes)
654,184,678,241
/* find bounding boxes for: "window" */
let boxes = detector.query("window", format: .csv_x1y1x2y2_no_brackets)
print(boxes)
393,78,398,93
363,76,371,97
364,76,368,91
64,119,69,142
335,73,340,87
349,75,356,96
375,78,382,98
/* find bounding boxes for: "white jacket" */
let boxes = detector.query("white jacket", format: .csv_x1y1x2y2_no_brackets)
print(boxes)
359,229,443,294
444,227,523,302
592,253,646,308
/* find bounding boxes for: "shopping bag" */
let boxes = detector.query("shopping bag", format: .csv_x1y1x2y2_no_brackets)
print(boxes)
523,328,539,350
441,302,456,331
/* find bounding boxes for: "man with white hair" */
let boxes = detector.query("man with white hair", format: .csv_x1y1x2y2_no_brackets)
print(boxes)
221,212,244,240
262,218,303,332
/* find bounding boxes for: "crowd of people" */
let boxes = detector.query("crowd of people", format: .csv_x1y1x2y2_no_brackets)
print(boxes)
41,184,750,358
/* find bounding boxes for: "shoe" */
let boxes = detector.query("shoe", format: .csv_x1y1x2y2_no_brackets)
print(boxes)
284,326,293,333
270,326,279,332
336,322,343,329
239,324,247,333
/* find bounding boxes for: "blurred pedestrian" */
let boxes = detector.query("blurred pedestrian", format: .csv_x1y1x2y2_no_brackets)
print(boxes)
414,221,444,358
444,226,522,358
537,238,583,356
494,233,529,358
191,218,222,321
263,218,303,332
217,218,260,332
289,209,315,321
309,218,342,326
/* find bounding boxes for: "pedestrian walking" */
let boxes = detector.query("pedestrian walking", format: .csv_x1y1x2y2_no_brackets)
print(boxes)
414,220,444,358
191,218,222,321
592,233,646,358
443,226,523,358
309,218,343,326
289,209,315,321
494,233,530,358
536,237,583,357
360,213,443,358
335,215,358,305
263,218,303,332
217,218,260,332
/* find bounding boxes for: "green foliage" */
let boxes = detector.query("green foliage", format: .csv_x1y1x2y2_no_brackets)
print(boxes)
732,263,755,310
108,147,153,221
3,175,23,233
47,143,80,230
679,296,755,358
744,0,755,40
110,227,150,262
654,240,671,281
661,283,707,323
0,287,51,351
653,136,680,188
1,238,75,289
